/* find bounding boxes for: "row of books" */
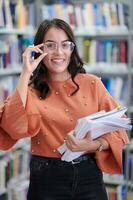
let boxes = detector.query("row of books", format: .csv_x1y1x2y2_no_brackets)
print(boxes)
0,148,30,193
0,37,127,70
40,2,129,30
0,0,35,29
0,36,33,69
83,39,127,64
106,185,126,200
102,77,128,105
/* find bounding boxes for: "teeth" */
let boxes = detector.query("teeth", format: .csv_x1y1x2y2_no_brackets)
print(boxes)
52,59,64,61
52,59,64,63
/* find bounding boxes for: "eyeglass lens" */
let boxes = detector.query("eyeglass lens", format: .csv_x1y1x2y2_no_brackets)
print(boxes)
43,41,75,52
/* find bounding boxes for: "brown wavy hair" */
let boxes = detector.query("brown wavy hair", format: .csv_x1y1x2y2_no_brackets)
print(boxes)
30,18,86,99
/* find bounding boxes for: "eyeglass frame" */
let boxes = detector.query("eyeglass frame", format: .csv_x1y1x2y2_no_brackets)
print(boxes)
42,40,75,53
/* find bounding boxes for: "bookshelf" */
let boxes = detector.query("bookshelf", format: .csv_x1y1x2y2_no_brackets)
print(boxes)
31,0,133,199
0,0,133,199
0,0,35,199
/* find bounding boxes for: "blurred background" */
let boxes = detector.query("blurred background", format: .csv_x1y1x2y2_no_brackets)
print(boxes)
0,0,133,199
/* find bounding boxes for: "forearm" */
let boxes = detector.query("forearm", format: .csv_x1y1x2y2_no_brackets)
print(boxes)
16,71,31,108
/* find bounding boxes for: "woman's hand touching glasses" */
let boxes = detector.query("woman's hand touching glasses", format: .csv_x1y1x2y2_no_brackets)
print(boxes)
22,43,47,75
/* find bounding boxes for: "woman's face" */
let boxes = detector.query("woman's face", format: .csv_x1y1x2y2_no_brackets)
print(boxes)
42,27,73,80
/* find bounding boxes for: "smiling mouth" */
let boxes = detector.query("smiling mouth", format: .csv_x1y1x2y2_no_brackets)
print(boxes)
51,59,65,64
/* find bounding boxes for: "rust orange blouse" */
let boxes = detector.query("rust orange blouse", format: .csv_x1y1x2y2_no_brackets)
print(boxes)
0,74,129,174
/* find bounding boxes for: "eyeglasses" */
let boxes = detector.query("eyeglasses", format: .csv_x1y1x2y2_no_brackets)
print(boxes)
43,41,75,53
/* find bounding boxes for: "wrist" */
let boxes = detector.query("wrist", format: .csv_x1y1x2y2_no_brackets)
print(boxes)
96,139,104,152
87,140,103,153
21,70,32,77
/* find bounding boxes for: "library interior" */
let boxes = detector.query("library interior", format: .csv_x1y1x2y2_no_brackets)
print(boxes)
0,0,133,200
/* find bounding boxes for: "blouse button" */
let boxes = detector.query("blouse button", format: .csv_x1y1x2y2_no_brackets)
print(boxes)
55,91,59,95
37,141,40,145
53,149,56,152
65,108,69,112
70,118,73,122
31,150,34,153
91,80,95,84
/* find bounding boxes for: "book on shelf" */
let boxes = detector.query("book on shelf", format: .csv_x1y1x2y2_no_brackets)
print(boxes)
0,0,4,28
0,192,8,200
110,3,119,26
9,180,29,200
101,77,128,105
127,191,133,200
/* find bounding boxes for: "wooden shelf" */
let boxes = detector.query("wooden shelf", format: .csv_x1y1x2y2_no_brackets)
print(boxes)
74,27,129,37
84,63,128,77
0,68,21,76
0,27,35,35
103,173,125,185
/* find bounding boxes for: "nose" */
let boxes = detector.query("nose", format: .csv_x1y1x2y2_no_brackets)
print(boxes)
56,44,63,54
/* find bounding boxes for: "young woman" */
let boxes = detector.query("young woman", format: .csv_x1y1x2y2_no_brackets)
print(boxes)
0,19,129,200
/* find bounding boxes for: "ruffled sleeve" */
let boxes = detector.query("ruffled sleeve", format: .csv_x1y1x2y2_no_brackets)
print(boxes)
0,88,41,140
0,102,17,150
94,77,129,174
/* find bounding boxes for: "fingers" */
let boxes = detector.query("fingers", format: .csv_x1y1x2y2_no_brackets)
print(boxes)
86,132,92,140
65,138,78,152
29,43,44,49
67,134,75,144
23,43,44,58
22,43,48,73
35,52,48,64
22,43,47,65
65,140,72,150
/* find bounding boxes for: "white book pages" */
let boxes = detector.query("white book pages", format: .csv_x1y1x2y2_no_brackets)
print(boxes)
57,107,131,162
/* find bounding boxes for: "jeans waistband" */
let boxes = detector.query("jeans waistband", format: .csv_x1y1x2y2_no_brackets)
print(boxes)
31,154,95,165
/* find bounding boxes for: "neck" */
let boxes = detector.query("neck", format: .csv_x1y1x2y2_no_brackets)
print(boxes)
48,71,71,82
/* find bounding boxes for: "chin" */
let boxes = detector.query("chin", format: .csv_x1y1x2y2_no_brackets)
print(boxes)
51,67,67,73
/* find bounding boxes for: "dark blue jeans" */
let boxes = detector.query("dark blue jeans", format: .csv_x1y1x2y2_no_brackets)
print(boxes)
27,155,108,200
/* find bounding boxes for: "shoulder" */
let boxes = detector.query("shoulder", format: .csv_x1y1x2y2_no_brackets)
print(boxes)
75,73,102,85
27,84,40,99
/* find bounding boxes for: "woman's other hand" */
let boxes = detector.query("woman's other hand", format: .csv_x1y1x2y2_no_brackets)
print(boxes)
65,131,109,152
65,131,98,152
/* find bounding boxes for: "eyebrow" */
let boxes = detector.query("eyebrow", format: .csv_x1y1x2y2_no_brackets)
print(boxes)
44,39,70,43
